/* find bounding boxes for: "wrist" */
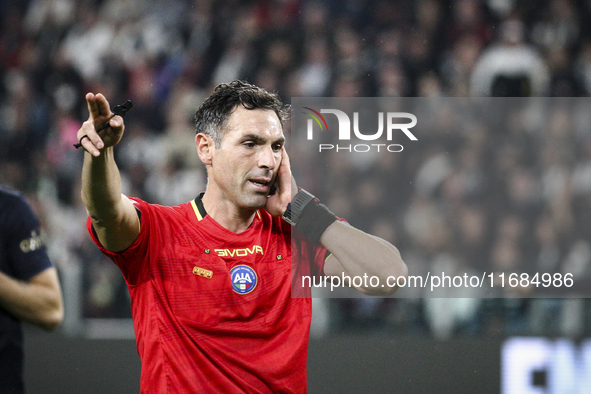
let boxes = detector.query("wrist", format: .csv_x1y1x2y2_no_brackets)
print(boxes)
282,188,312,226
85,145,114,159
282,188,337,244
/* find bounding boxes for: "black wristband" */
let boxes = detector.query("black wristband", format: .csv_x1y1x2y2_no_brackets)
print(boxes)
283,189,337,244
282,189,315,226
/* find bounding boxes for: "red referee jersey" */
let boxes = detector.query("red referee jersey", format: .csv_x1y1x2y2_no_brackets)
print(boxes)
87,194,327,393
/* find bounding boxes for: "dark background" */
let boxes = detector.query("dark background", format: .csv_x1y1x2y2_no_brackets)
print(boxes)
24,328,500,394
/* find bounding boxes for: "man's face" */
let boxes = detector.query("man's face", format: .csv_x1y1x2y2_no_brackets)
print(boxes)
209,106,285,210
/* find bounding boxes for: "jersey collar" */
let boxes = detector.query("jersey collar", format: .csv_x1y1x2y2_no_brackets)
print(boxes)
191,193,262,222
191,193,207,221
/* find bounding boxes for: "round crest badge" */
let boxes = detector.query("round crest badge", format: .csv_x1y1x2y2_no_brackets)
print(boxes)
230,265,258,294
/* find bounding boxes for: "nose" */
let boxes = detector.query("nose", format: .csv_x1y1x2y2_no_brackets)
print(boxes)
258,145,279,169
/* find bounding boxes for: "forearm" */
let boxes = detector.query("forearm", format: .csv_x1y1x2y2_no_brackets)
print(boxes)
81,148,123,223
81,148,139,251
320,221,408,294
0,269,63,331
78,92,138,251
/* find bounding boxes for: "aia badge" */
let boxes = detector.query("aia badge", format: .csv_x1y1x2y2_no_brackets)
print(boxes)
230,265,258,294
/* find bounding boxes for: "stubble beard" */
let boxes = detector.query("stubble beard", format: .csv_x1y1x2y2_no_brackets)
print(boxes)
231,181,268,211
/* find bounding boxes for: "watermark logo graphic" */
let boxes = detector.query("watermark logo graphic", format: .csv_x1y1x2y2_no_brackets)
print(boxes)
302,107,328,139
302,106,418,153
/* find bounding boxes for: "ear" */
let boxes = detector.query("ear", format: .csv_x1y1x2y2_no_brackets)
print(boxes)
196,133,214,166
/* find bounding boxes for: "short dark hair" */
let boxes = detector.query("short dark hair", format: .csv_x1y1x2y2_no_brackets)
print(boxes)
194,80,289,147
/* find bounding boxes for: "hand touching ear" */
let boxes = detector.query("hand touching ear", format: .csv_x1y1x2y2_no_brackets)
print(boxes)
265,147,297,216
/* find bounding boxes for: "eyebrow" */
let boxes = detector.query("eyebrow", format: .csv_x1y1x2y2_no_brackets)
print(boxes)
242,134,285,145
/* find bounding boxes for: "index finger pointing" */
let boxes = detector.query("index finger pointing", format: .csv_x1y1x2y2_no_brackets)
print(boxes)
94,93,111,117
86,93,112,121
86,92,100,120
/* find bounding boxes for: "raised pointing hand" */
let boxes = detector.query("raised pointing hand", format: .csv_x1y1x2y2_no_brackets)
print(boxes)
77,93,125,156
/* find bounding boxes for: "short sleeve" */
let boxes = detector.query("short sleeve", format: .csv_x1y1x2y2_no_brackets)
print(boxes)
5,196,52,280
86,198,153,286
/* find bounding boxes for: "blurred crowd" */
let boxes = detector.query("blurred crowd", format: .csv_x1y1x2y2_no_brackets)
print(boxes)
300,98,591,339
2,0,591,338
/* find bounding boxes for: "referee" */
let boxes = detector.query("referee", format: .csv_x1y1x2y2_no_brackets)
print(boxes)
77,80,406,393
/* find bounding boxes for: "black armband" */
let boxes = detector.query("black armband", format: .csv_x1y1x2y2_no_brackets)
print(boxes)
282,189,337,244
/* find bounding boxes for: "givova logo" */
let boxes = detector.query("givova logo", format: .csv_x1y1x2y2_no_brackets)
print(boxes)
230,265,258,294
303,107,417,153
